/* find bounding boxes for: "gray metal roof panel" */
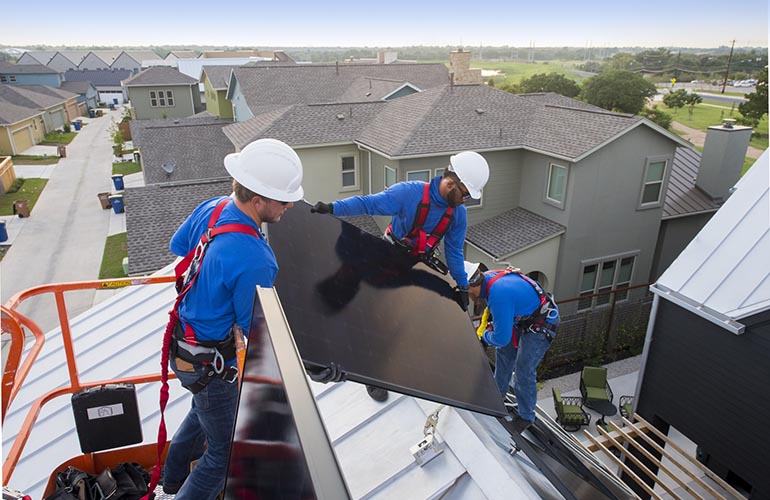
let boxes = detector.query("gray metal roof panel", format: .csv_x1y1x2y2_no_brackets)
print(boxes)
663,147,721,219
125,179,232,274
465,207,565,259
63,69,133,86
123,66,198,86
139,122,235,185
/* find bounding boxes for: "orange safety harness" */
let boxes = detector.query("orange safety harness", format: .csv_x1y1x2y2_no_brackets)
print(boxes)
484,268,556,348
143,198,259,499
385,182,454,257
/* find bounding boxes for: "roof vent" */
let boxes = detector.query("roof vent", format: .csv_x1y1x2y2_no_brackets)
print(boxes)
173,119,180,124
475,108,485,115
722,118,736,129
162,163,175,174
336,113,345,120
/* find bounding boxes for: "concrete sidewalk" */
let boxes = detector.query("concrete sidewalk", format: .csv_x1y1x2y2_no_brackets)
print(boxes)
1,106,125,333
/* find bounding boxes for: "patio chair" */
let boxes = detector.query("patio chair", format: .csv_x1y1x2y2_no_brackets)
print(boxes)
619,395,634,419
579,366,613,405
552,387,591,432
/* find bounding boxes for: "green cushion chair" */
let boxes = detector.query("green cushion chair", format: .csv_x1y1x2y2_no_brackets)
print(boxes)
552,387,591,432
580,366,614,404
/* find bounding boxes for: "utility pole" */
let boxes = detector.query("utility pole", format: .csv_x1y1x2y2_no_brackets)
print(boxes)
721,39,735,94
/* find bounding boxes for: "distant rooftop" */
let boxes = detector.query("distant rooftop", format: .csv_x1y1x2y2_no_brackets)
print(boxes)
465,208,565,259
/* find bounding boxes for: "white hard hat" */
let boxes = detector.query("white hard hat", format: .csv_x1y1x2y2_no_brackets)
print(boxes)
464,261,482,285
449,151,489,199
224,138,304,202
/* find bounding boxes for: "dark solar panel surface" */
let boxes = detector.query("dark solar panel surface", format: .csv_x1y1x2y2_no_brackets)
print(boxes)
268,201,506,417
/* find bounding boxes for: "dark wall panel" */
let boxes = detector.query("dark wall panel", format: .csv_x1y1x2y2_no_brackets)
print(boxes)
638,298,770,495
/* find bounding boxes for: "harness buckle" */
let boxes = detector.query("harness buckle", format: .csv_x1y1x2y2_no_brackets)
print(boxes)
222,366,239,384
212,349,225,374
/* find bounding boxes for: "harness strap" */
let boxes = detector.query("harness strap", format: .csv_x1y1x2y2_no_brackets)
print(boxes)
387,183,454,256
143,199,259,499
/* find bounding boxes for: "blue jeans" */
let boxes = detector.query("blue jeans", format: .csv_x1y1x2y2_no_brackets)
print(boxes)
494,325,555,422
164,357,239,500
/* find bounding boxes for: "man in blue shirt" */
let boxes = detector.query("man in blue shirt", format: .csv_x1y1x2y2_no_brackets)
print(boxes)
311,151,489,401
162,139,306,500
466,262,559,433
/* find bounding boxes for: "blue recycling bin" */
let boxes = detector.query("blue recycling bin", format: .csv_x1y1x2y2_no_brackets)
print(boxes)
113,98,119,105
73,121,81,131
0,221,7,242
108,194,124,214
89,109,95,118
111,174,124,191
109,103,115,110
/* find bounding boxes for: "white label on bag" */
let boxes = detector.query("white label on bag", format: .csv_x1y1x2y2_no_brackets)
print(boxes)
87,403,124,420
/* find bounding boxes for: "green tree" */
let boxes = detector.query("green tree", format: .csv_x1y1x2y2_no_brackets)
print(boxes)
662,89,688,113
519,72,580,98
580,70,657,114
639,105,673,130
683,92,702,120
738,67,768,127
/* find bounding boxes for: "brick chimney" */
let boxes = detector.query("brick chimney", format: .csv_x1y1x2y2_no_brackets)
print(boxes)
448,49,482,84
696,119,753,202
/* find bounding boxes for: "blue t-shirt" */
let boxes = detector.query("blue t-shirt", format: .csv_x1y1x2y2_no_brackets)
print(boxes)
481,272,560,347
170,196,278,341
332,176,469,286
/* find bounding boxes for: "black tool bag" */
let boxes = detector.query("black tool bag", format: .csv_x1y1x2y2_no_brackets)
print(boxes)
44,463,151,500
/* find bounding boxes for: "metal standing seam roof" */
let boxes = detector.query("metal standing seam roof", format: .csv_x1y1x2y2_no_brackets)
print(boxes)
0,62,59,74
138,122,235,186
125,179,233,274
654,150,770,327
63,69,133,87
122,66,198,86
465,207,566,259
663,147,721,219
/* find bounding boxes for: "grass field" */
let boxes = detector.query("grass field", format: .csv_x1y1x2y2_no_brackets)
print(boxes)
661,102,769,150
11,155,59,165
99,232,128,279
41,131,77,145
0,178,48,216
471,60,583,86
112,161,142,176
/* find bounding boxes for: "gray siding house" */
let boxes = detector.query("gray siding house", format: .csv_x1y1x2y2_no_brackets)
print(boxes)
64,69,133,105
123,67,202,120
77,51,110,70
0,62,63,87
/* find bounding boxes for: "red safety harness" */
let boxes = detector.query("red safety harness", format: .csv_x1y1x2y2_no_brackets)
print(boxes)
143,198,259,499
484,268,554,348
385,182,454,256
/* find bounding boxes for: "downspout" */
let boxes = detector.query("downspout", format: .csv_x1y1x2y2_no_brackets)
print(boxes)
356,144,372,195
632,291,659,413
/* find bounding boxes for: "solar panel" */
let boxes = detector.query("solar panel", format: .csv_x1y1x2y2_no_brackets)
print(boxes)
266,201,506,417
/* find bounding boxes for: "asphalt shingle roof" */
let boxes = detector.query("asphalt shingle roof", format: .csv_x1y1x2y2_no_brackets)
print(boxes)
0,85,76,110
130,115,231,148
125,179,232,274
60,81,94,94
663,146,721,219
139,122,235,185
123,66,198,86
18,51,57,65
0,62,58,74
0,100,43,124
201,65,237,90
64,69,132,86
465,208,565,259
335,77,411,102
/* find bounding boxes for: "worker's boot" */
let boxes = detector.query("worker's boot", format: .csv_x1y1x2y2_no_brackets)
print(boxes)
366,385,389,402
511,416,533,433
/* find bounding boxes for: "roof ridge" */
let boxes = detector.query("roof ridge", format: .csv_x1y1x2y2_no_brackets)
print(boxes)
381,85,449,156
543,103,635,118
307,101,387,107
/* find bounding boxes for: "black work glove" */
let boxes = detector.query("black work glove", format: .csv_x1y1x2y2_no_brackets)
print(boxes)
455,286,470,311
305,361,346,383
310,201,334,214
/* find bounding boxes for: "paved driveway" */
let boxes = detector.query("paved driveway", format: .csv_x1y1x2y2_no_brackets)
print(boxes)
1,107,124,333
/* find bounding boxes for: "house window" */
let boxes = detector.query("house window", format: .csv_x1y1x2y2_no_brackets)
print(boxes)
384,166,396,188
9,75,16,82
158,92,166,107
149,89,174,107
341,155,357,189
406,170,431,182
0,76,7,83
166,90,174,107
640,159,666,206
578,255,636,310
149,90,158,107
545,163,567,207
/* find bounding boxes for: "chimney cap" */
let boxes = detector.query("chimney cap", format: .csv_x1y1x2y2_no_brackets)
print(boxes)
722,118,736,128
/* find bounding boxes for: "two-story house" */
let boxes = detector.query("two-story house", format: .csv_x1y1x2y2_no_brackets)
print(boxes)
64,69,133,105
0,61,63,87
123,66,202,120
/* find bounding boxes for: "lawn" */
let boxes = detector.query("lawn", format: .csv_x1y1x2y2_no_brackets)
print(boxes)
11,155,59,165
99,232,128,279
0,178,48,216
470,60,583,86
660,101,769,150
41,131,77,145
112,161,142,176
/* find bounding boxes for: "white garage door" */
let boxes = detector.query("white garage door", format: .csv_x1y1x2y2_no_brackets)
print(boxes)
48,109,65,130
12,127,34,154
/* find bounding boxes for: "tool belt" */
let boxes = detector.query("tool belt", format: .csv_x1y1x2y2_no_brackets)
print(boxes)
384,233,449,275
171,321,238,394
521,322,557,343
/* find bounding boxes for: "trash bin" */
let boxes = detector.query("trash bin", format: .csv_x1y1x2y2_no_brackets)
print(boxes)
13,200,30,218
89,109,95,118
97,192,112,209
58,145,67,158
109,103,115,110
0,221,8,242
111,174,125,191
113,98,119,105
108,193,124,214
73,121,82,131
132,151,141,165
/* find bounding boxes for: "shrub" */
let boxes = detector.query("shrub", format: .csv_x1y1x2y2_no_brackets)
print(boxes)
63,123,71,133
7,177,25,194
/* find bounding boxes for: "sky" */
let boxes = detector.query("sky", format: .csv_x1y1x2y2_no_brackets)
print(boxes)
4,0,768,49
